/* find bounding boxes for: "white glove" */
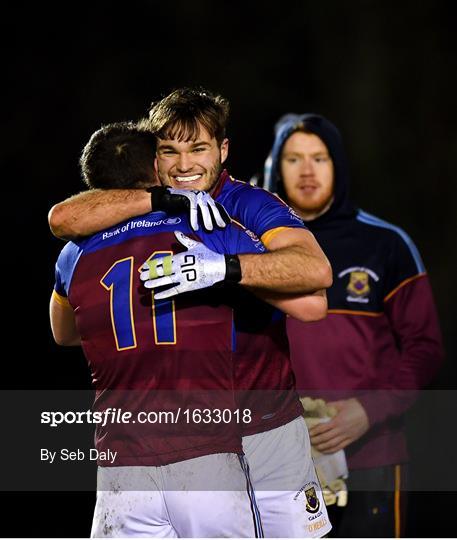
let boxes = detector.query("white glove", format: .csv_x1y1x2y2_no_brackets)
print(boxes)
166,188,230,231
140,231,241,300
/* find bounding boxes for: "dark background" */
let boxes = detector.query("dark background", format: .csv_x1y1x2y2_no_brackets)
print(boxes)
2,0,456,536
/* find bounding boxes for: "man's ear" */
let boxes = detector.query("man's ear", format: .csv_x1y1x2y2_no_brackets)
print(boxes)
220,138,229,164
152,166,160,186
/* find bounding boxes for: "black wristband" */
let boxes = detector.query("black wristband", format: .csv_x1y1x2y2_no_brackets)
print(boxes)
146,186,189,214
224,254,242,283
146,186,167,212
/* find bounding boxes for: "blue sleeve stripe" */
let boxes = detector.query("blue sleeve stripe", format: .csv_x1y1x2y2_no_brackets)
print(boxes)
56,242,84,296
357,210,425,273
66,248,84,294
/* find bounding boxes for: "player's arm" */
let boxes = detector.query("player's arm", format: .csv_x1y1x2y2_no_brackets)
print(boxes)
250,288,327,322
255,228,330,321
49,292,81,346
48,189,151,240
49,188,230,240
238,227,332,294
140,229,329,321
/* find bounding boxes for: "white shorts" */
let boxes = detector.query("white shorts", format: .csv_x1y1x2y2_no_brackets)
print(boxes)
243,416,332,538
91,453,262,538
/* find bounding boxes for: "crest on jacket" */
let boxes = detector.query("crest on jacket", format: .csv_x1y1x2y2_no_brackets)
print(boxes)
338,267,379,304
347,271,370,298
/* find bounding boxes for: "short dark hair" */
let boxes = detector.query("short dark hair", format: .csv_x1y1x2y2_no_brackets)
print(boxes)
144,87,229,145
80,122,156,189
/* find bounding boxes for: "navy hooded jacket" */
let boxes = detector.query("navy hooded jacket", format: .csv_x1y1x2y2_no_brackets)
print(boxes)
265,114,444,469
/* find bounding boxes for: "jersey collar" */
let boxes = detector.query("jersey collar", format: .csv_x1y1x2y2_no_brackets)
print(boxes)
211,169,231,199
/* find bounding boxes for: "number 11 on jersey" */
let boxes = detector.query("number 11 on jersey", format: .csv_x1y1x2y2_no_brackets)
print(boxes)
100,252,176,351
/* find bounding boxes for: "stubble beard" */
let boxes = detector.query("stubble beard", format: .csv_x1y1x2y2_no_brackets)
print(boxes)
205,161,223,193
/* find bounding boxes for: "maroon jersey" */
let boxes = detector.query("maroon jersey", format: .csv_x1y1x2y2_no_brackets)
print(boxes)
212,170,305,434
54,212,265,465
232,289,303,436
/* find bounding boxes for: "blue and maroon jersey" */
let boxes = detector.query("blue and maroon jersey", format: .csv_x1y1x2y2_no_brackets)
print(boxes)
212,169,305,243
212,170,308,435
54,211,265,466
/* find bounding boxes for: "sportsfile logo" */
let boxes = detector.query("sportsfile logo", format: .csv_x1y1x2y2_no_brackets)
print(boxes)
40,407,252,427
102,217,182,240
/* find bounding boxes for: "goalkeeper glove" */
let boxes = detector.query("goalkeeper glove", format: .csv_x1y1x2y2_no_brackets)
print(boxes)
140,231,241,299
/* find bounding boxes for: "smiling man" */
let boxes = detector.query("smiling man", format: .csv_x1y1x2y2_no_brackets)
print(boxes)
48,88,333,537
145,88,229,193
155,127,226,190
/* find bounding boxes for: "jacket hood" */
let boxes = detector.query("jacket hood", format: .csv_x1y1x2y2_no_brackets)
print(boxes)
264,113,356,227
